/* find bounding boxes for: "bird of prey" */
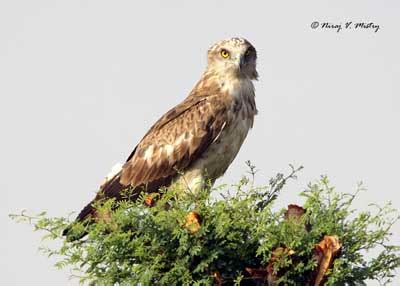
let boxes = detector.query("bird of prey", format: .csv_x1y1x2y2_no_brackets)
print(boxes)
72,37,258,225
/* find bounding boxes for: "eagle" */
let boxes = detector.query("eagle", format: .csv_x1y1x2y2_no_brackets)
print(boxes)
68,37,258,229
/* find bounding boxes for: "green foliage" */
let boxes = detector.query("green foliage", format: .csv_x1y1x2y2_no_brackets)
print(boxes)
10,165,400,285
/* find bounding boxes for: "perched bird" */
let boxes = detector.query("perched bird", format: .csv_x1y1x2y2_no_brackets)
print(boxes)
68,37,258,229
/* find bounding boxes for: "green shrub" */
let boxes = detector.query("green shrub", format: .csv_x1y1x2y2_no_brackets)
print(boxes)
11,165,400,285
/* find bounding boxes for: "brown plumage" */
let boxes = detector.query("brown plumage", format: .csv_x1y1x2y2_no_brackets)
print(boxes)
66,37,258,233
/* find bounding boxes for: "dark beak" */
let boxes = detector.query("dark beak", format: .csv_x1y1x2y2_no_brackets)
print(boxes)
239,55,246,71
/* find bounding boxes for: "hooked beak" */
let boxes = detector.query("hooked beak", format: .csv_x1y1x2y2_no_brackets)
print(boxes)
237,53,258,80
238,55,246,72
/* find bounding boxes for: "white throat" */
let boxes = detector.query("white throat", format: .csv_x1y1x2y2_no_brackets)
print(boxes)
220,73,255,101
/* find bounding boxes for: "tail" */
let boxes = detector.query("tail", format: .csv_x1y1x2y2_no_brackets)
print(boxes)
62,171,136,239
76,172,130,221
62,164,174,240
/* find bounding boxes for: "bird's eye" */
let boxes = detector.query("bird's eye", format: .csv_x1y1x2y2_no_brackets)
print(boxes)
220,49,230,59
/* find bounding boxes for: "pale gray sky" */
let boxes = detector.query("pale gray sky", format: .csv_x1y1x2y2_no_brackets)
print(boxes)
1,1,399,285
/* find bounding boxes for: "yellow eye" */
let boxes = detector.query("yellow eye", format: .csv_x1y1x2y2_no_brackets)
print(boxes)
245,49,251,57
220,49,230,59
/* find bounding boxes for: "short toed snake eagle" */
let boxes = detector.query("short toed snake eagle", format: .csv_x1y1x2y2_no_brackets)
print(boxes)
70,37,258,226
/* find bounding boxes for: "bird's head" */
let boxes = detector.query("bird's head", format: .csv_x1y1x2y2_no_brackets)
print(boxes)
207,37,258,80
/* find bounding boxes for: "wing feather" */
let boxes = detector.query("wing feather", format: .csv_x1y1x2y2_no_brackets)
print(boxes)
120,90,231,188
